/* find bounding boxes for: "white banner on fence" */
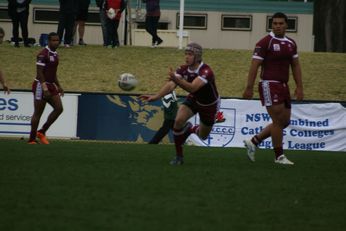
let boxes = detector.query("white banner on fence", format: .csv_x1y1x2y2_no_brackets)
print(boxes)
187,99,346,152
0,91,80,138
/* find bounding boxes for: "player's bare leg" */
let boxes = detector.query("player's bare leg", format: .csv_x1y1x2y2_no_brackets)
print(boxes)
194,122,212,140
37,95,63,144
266,103,293,164
77,21,86,45
29,100,47,144
171,105,194,165
244,123,271,161
266,104,290,155
244,104,291,163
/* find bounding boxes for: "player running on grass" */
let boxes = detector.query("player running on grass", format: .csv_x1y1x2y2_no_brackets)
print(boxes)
242,12,304,165
139,42,220,165
28,32,64,144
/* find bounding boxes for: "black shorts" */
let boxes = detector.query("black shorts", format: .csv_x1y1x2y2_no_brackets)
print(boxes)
182,98,219,126
76,5,89,21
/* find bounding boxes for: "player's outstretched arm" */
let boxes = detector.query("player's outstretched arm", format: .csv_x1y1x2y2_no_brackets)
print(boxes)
168,67,204,93
139,81,176,102
0,70,10,94
138,94,156,102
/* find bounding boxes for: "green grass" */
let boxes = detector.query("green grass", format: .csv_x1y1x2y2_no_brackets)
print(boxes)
1,139,345,230
0,43,345,100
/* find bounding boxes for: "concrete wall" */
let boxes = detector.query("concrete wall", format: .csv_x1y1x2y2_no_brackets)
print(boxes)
0,5,111,46
0,4,314,51
170,11,314,51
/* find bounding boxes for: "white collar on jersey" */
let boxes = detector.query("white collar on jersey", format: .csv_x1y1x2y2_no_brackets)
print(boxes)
45,45,58,54
269,31,291,42
188,61,204,74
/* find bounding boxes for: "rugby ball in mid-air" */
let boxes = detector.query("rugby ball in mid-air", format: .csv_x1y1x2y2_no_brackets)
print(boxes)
118,73,138,91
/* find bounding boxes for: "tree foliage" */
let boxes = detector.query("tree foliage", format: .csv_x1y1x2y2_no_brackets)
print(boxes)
314,0,346,52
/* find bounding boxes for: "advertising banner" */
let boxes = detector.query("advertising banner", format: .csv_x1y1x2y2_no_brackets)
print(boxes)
187,99,346,152
0,92,79,138
77,94,167,142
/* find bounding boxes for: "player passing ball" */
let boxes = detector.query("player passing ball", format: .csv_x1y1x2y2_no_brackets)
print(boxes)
140,42,220,165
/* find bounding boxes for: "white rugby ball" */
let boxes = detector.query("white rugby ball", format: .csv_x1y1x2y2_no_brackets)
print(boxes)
118,73,138,91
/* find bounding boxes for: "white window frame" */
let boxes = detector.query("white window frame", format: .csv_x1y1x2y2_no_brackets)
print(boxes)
221,15,252,31
176,13,207,30
33,7,100,26
266,15,298,33
0,6,11,22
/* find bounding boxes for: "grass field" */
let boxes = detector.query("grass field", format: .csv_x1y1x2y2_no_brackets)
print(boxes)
1,39,345,230
0,43,345,100
1,139,345,231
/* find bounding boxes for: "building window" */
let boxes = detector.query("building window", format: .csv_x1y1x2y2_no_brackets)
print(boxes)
33,8,100,25
33,8,59,24
222,15,252,31
176,13,207,30
266,16,298,33
0,7,11,22
136,21,169,30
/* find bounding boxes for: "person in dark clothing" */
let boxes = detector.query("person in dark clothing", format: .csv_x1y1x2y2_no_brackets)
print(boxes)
149,91,178,144
143,0,162,47
104,0,122,48
74,0,90,45
96,0,108,46
7,0,32,47
57,0,78,47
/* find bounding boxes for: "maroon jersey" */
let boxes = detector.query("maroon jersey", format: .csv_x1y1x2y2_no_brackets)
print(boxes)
36,46,59,83
253,32,298,83
176,62,219,105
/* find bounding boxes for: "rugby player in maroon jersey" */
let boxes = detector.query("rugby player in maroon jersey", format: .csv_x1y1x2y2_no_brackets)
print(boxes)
243,12,304,165
140,42,220,165
28,32,64,144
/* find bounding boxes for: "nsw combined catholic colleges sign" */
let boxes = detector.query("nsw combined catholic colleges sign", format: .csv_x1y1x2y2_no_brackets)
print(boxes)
187,99,346,152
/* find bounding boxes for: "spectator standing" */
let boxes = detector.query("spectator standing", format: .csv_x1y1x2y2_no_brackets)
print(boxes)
0,27,11,94
242,12,304,165
104,0,125,48
57,0,78,48
143,0,162,47
96,0,108,46
7,0,32,47
74,0,90,46
149,91,178,144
